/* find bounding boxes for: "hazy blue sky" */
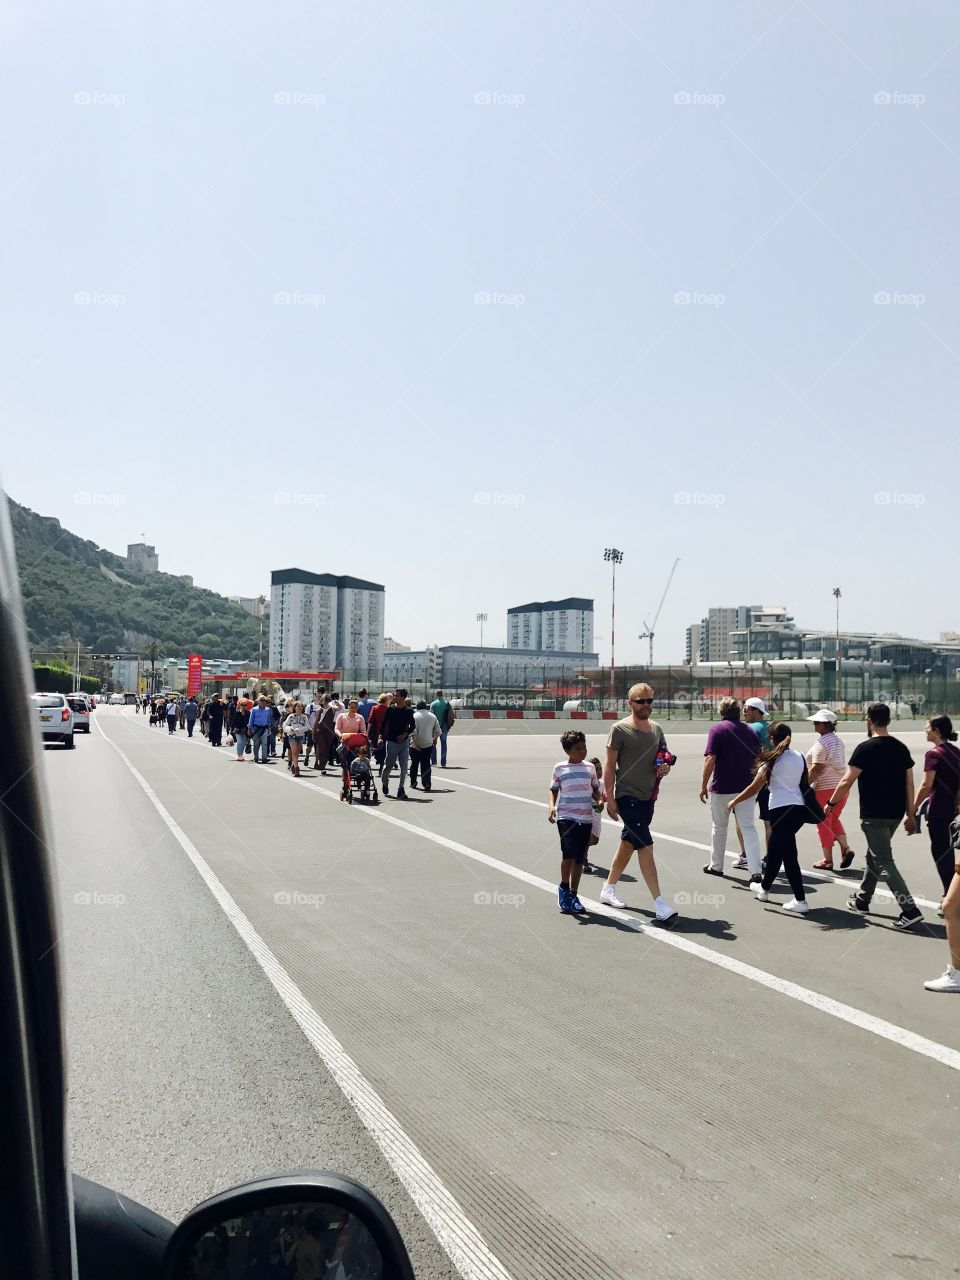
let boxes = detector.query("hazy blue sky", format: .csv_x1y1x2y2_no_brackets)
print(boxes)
3,1,959,660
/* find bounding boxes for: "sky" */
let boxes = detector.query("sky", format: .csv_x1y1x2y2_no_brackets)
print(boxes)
3,0,959,662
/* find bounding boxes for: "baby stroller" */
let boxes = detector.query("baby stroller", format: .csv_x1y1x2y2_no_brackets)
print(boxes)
338,732,380,805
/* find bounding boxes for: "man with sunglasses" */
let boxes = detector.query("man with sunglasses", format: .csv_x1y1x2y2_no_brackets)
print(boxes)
600,683,678,922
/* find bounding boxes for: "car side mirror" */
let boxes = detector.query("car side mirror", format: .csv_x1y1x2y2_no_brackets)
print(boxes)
162,1172,414,1280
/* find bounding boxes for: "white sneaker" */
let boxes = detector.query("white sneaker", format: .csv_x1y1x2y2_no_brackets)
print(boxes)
782,898,810,915
732,854,749,870
654,895,678,922
752,882,769,902
924,967,960,993
600,884,627,909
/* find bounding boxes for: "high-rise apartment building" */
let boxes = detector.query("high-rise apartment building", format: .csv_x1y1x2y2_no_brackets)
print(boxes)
269,569,384,680
507,598,594,653
685,605,793,662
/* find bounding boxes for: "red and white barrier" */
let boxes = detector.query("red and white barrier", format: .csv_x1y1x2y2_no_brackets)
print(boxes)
454,710,620,720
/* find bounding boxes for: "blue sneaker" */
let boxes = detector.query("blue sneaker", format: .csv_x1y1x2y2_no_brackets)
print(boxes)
558,883,572,913
569,893,585,913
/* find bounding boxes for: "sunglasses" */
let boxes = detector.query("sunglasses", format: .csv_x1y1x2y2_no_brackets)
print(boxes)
630,697,653,705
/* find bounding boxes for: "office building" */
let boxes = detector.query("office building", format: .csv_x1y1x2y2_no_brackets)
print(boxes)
268,569,384,681
384,637,410,652
229,595,267,619
684,623,702,665
507,598,594,653
384,644,598,688
686,605,793,662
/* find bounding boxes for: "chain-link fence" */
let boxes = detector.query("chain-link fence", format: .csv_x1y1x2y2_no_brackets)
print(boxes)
278,662,960,719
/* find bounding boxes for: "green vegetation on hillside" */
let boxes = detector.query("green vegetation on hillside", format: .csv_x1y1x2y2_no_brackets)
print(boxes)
9,498,261,659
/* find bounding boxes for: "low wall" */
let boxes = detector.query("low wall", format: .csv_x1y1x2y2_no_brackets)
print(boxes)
455,710,620,720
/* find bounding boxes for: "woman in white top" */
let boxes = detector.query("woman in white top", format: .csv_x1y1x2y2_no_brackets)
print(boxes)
807,709,854,871
728,722,811,915
284,701,309,777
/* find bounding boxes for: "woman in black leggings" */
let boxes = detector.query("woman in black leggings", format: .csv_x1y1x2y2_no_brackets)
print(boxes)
728,722,811,916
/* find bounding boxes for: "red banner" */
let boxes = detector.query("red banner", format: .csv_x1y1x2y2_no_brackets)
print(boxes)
187,653,203,696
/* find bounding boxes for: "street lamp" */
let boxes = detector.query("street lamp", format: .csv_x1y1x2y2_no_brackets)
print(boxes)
256,594,267,674
833,586,842,708
603,548,623,708
476,612,487,691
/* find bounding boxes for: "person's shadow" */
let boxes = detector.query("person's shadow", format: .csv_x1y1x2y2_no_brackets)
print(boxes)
572,910,648,933
631,911,737,941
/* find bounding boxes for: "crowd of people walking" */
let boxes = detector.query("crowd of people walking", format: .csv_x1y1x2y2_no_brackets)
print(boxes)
138,686,457,795
546,684,960,995
137,683,958,996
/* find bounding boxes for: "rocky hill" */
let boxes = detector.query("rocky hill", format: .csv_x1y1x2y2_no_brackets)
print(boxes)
9,497,261,659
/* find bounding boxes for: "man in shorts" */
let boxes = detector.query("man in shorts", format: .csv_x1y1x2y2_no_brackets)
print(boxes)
600,683,678,922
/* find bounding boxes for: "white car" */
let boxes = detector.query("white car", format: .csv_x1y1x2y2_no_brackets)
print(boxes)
66,693,92,733
31,693,75,748
108,693,125,705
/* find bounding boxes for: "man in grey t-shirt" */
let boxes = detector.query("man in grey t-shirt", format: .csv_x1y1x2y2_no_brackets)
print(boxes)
600,682,678,922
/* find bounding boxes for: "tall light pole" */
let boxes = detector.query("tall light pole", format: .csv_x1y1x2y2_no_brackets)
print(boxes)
833,586,842,708
603,548,623,707
476,612,487,691
257,594,267,674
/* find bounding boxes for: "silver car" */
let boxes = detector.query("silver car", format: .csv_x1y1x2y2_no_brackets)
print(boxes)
66,693,92,733
31,692,75,748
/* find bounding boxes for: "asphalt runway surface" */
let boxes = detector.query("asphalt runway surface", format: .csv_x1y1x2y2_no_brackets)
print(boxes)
46,709,958,1279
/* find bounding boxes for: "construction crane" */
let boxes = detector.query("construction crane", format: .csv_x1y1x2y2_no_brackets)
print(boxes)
639,557,680,668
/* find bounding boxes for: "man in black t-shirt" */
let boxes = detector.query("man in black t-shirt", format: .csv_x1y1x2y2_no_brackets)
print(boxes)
380,688,416,799
827,703,922,929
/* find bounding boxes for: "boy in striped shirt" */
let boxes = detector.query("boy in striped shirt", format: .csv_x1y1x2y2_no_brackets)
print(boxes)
548,730,602,914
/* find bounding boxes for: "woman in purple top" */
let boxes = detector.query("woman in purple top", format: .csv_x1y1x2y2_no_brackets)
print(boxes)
912,714,960,899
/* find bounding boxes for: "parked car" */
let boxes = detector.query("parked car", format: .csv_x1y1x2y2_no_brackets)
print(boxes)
30,693,75,748
66,694,91,733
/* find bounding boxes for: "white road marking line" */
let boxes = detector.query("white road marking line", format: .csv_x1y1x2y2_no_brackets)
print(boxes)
439,777,945,911
106,715,960,1074
94,719,514,1280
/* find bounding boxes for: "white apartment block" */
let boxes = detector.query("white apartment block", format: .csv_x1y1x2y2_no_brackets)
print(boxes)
269,570,384,680
507,598,594,653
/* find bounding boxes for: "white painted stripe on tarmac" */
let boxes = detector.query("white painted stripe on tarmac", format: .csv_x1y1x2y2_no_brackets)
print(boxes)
94,718,514,1280
439,777,945,911
107,716,960,1074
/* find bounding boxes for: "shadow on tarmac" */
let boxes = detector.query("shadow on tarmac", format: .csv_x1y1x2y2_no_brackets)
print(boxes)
630,912,737,940
570,910,649,934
